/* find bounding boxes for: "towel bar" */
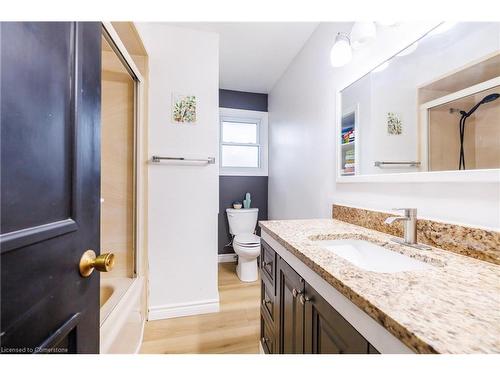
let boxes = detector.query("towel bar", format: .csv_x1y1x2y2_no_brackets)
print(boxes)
151,156,215,164
374,161,421,167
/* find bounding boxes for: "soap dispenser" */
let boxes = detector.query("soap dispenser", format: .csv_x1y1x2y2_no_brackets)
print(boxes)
243,192,251,209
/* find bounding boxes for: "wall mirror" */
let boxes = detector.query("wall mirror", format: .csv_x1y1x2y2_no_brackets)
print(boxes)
338,22,500,181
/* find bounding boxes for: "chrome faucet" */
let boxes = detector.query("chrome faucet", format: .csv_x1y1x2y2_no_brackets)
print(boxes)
384,208,418,245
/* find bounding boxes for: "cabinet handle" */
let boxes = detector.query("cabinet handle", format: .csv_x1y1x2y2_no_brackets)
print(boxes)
261,337,269,344
262,299,272,305
299,294,311,305
262,261,272,268
292,288,303,298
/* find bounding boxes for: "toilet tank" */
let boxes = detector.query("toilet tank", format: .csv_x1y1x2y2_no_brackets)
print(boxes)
226,208,259,235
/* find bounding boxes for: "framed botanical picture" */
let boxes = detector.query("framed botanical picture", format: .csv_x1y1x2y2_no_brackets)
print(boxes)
172,93,197,124
387,112,402,135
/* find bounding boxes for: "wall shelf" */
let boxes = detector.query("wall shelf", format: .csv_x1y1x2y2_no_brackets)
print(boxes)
339,105,358,176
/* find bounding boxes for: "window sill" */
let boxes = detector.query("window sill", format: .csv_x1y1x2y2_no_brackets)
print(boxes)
220,168,268,177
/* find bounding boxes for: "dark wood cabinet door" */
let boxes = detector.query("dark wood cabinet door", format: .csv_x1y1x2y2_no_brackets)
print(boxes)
277,257,305,354
304,282,368,354
1,22,101,353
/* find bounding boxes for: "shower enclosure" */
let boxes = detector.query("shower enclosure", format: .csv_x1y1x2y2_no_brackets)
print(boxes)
99,23,147,354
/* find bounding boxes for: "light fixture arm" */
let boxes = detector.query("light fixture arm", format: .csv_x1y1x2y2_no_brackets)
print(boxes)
335,32,350,44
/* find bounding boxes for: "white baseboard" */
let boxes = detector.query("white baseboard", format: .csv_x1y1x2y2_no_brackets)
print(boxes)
218,253,237,263
148,299,220,321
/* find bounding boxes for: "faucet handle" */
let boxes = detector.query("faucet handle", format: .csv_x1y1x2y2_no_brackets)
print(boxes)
392,208,417,217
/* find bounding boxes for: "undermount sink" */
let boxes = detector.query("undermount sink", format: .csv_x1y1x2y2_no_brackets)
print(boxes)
314,239,432,273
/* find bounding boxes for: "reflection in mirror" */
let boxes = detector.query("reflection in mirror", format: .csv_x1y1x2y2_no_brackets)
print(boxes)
427,86,499,171
339,22,500,176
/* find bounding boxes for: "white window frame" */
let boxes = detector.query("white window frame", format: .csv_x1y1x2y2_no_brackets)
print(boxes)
219,108,268,176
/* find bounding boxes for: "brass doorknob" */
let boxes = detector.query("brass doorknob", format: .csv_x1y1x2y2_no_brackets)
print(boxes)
79,250,115,277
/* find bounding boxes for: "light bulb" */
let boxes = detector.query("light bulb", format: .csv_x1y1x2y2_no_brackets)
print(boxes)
350,22,377,50
330,33,352,67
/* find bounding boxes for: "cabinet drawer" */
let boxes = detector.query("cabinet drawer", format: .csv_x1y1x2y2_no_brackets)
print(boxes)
260,240,276,289
260,313,275,354
261,280,275,322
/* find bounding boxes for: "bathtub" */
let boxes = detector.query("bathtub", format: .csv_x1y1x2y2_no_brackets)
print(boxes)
100,277,145,354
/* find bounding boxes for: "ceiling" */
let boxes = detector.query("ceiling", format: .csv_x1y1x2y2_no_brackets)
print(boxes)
171,22,319,94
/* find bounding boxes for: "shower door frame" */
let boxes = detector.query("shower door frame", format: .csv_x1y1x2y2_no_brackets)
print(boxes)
101,22,146,279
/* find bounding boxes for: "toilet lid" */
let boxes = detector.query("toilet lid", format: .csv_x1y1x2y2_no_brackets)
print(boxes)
234,233,260,246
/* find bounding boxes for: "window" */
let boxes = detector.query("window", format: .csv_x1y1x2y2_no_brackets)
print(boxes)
221,120,260,168
220,108,268,176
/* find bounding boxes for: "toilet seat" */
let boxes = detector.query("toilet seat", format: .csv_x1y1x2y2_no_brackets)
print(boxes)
234,233,260,247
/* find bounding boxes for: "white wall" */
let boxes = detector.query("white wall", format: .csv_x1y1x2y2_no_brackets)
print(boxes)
136,23,220,319
269,22,500,230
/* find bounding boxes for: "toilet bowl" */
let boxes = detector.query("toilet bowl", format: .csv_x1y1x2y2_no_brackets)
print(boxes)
233,233,261,282
226,208,260,282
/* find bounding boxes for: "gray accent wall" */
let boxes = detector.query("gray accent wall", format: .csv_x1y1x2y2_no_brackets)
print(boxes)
218,176,268,254
219,89,268,111
218,89,269,255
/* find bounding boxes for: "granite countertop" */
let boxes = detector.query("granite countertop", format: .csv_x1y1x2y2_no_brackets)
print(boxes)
259,219,500,354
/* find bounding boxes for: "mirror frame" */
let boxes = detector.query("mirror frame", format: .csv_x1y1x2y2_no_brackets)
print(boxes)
335,24,500,184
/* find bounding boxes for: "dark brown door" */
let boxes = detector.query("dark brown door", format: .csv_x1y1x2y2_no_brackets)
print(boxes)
277,257,304,354
304,282,368,354
1,22,101,353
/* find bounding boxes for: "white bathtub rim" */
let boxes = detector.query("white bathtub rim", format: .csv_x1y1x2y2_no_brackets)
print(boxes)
100,277,134,326
134,316,145,354
100,276,145,354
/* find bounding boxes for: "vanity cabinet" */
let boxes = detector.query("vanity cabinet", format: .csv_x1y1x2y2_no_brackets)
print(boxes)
260,240,378,354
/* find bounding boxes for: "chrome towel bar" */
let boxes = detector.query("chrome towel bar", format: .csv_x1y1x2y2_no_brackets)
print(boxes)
151,156,216,164
374,161,421,167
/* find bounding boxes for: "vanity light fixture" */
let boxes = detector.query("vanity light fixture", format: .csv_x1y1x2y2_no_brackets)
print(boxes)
330,22,402,69
330,33,352,67
350,22,377,50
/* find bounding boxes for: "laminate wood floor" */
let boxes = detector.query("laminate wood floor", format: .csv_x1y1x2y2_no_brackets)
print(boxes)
140,262,260,354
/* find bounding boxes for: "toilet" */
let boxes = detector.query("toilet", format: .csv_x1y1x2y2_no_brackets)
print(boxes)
226,208,260,282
